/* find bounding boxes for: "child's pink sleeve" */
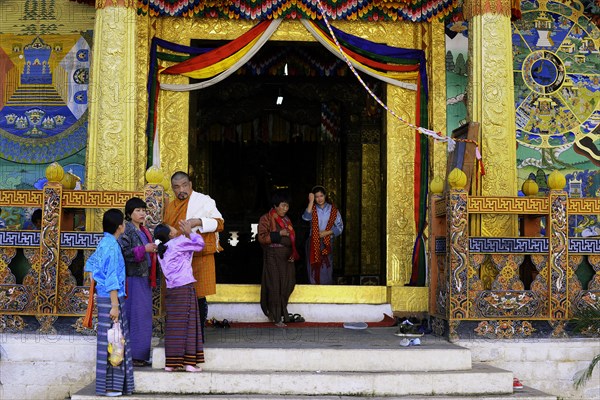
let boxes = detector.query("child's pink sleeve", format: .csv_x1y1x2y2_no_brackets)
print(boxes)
178,233,205,253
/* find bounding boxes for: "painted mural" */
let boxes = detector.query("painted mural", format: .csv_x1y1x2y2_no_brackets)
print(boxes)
513,0,600,236
445,0,599,236
0,0,94,226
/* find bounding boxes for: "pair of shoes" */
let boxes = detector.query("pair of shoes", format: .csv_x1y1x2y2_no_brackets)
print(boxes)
513,377,524,390
396,319,424,336
185,365,202,372
208,318,230,328
164,367,175,372
105,392,122,397
399,338,421,347
287,313,305,323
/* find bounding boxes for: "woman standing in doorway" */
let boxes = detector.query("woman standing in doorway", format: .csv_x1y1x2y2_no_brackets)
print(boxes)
118,197,157,367
302,186,343,285
258,190,300,327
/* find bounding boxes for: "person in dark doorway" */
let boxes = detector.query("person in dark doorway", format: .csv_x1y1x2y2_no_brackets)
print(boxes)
258,189,299,327
302,186,343,285
163,171,224,342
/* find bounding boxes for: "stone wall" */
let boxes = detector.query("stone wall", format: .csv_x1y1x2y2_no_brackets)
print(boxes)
0,333,96,400
459,338,600,400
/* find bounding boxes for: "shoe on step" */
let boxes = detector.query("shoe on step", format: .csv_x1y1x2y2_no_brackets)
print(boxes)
513,377,524,390
399,338,410,347
105,392,122,397
185,365,202,372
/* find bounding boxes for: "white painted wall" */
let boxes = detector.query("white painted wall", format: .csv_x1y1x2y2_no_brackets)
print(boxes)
458,338,600,400
0,333,96,400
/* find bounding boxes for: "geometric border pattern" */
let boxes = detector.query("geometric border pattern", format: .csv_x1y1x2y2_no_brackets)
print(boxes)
0,230,40,247
0,190,143,208
470,237,549,253
569,238,600,254
432,237,600,254
0,230,103,248
60,232,104,248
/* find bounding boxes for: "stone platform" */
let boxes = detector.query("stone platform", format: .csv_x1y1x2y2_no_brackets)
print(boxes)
71,327,557,399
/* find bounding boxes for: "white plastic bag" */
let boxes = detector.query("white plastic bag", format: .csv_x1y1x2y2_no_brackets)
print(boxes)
107,322,125,367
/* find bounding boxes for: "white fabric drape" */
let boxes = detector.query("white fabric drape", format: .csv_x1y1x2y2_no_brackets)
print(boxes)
300,20,416,91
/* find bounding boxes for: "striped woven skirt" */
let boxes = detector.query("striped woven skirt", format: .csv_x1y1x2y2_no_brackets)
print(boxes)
165,283,205,368
124,276,153,361
96,296,135,395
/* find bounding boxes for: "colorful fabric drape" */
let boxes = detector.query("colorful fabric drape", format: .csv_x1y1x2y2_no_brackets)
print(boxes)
137,0,459,23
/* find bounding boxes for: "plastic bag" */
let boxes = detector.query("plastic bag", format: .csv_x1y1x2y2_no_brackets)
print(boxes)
107,322,125,367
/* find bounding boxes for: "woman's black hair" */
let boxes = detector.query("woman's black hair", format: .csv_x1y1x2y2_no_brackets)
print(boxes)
124,197,147,221
102,209,124,234
311,185,329,203
153,224,171,259
271,188,290,208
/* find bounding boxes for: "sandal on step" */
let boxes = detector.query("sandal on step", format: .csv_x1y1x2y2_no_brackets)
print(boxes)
292,313,305,323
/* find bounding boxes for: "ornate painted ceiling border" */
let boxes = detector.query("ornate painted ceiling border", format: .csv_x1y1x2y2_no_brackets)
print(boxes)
136,0,459,23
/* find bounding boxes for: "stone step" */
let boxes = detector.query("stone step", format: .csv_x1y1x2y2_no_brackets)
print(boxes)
71,385,557,400
151,345,472,372
151,328,471,372
70,364,514,398
142,364,513,396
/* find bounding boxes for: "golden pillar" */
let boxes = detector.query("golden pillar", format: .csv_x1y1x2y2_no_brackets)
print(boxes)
86,0,147,230
87,0,144,193
464,0,518,236
426,20,449,181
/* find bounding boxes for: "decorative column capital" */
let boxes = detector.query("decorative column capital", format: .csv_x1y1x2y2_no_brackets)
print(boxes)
462,0,512,20
96,0,136,8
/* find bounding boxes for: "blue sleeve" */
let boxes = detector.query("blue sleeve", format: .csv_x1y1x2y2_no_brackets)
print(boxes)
302,210,312,222
332,212,343,237
102,246,122,293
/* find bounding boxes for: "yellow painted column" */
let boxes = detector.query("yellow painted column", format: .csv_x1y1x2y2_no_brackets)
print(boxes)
427,19,449,181
464,0,518,236
87,0,143,193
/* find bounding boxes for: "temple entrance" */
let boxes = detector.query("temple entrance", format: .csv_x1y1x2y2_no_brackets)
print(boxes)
188,41,386,285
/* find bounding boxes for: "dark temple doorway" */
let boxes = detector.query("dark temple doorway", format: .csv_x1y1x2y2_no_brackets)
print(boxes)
188,41,386,285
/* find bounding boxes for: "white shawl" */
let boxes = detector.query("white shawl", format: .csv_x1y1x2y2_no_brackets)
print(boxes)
186,191,222,245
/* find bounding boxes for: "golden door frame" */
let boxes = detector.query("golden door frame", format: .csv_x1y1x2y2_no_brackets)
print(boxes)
147,18,446,312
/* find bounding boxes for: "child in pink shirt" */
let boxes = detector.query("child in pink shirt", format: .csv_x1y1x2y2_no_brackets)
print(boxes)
154,220,204,372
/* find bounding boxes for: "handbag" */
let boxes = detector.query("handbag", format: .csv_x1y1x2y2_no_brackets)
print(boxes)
107,321,125,367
